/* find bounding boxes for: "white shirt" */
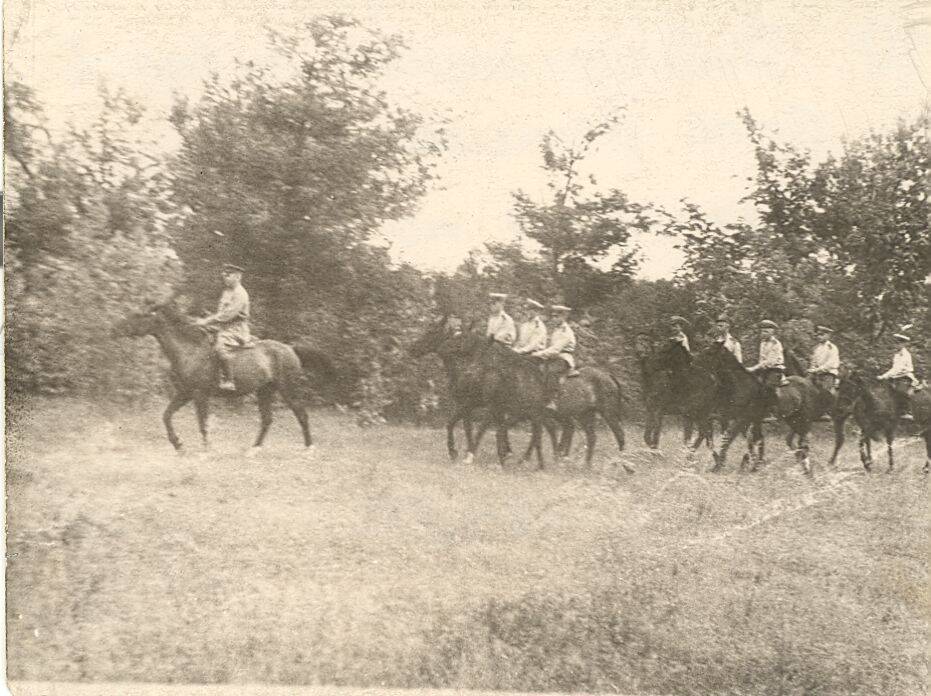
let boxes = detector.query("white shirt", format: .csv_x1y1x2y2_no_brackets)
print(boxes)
809,340,840,375
716,334,742,363
534,322,576,358
513,316,548,354
486,311,516,346
878,347,914,380
671,330,690,352
752,337,785,370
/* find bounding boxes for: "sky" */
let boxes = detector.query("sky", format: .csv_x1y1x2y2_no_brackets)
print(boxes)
5,0,929,279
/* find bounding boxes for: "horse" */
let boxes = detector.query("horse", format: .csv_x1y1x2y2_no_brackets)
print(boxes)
694,344,766,472
114,301,336,455
829,372,931,473
543,365,627,466
463,339,627,468
413,319,626,468
634,336,713,451
442,331,555,468
410,316,521,461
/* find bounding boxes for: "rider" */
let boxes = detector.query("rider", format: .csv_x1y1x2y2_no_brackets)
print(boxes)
878,331,918,421
485,292,516,347
533,304,577,412
808,325,840,394
196,263,251,391
713,314,742,362
747,319,788,396
669,316,691,353
512,298,548,354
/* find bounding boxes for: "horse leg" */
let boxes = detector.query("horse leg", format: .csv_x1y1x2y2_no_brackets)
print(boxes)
828,415,846,468
280,388,312,449
604,413,626,453
683,417,693,445
923,431,930,474
544,418,560,458
797,427,812,476
248,385,275,454
885,430,894,473
858,434,871,472
163,393,191,452
446,405,465,460
530,420,546,470
495,418,510,467
463,415,494,464
712,420,740,472
194,396,210,449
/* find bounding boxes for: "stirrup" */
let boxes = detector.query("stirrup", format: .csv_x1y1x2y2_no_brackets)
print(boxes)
899,413,914,422
218,379,237,392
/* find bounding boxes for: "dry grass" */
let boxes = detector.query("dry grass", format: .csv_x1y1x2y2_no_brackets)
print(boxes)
7,397,929,694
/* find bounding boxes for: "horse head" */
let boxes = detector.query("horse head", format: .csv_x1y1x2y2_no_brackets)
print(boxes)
835,369,866,415
410,314,454,358
658,339,692,374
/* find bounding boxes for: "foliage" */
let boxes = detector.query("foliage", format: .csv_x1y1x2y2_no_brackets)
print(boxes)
509,114,653,307
5,82,181,397
166,16,447,416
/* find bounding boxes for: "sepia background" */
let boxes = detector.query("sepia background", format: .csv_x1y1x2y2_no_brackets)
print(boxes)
5,0,931,694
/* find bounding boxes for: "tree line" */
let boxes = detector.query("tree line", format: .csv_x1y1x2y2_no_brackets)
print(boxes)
6,15,929,423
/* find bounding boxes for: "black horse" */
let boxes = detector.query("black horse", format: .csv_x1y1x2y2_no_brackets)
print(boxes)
698,342,827,474
829,371,931,473
635,335,712,450
411,319,557,466
412,318,627,468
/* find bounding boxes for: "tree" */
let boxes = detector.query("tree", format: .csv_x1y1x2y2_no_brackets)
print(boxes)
741,110,930,337
5,85,181,396
166,16,447,418
510,114,653,308
168,15,447,334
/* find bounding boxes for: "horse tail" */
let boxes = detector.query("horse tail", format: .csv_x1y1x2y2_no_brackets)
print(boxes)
291,342,338,383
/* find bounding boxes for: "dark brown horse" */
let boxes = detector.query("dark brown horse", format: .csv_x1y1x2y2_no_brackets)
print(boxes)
115,301,335,455
829,372,931,473
635,335,713,451
409,316,518,461
464,338,627,468
413,320,626,468
698,342,827,474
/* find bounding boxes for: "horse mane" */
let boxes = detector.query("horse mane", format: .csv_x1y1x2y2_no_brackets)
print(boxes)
155,303,212,344
700,341,751,375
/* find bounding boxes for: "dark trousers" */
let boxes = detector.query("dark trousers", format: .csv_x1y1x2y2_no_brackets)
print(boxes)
891,377,913,414
542,359,570,403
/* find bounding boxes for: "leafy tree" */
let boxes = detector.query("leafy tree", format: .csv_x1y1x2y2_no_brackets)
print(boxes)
741,109,930,337
166,16,447,417
510,115,653,308
168,15,446,332
5,85,181,397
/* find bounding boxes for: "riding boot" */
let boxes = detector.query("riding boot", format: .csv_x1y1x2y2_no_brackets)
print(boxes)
218,358,236,391
897,394,914,422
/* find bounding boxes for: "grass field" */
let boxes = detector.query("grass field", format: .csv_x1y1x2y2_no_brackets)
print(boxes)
6,397,929,695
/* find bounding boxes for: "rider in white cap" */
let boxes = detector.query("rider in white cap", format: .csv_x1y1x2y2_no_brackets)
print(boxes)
195,263,251,391
485,293,516,346
878,330,918,421
808,325,840,394
513,298,549,354
748,319,788,392
533,304,576,411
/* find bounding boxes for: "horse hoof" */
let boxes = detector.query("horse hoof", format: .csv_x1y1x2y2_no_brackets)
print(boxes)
448,450,458,461
305,444,317,458
462,453,474,465
245,446,262,459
